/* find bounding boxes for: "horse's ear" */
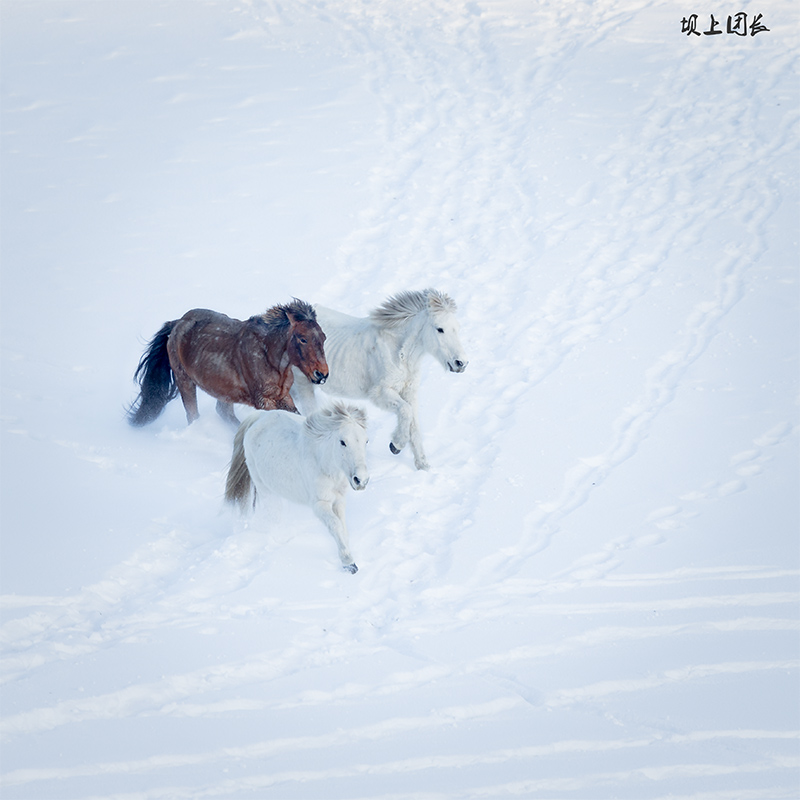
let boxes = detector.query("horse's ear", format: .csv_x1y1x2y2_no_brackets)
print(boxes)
284,301,316,328
427,288,456,314
349,405,368,428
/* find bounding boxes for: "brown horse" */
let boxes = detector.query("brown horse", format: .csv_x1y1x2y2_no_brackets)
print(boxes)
128,300,328,426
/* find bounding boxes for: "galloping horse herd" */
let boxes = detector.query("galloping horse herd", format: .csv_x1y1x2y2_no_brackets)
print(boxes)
128,289,468,573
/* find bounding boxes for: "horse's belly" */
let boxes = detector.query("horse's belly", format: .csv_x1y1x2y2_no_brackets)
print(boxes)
192,357,251,404
185,341,286,408
321,374,368,400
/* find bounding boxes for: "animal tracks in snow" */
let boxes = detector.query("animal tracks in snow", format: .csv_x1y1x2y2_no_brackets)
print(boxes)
648,420,798,526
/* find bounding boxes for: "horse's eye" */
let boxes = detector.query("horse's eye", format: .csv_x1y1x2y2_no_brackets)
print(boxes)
340,439,347,447
299,337,308,345
436,327,444,334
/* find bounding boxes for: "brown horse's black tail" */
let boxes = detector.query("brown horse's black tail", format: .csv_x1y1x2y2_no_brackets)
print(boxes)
127,321,178,426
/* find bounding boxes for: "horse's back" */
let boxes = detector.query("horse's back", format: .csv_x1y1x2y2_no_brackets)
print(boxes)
169,309,241,351
169,309,258,397
174,308,243,336
245,408,300,449
315,305,365,329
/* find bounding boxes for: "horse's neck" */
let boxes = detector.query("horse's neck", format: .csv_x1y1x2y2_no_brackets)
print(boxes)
260,330,291,369
310,433,341,479
386,317,426,369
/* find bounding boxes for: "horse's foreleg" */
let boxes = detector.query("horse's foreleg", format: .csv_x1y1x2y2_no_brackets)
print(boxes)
403,384,429,471
373,386,429,470
313,498,357,574
372,386,411,451
216,400,239,426
274,395,300,414
254,391,300,415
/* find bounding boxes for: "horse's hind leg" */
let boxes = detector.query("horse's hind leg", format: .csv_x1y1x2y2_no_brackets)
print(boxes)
216,400,239,426
172,365,200,424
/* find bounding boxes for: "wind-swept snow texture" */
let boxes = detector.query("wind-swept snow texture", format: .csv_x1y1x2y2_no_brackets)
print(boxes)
1,1,798,798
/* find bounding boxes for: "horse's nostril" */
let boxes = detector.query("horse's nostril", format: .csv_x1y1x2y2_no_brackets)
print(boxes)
353,476,361,486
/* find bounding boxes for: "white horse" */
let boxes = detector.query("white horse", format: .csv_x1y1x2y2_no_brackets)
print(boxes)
291,288,468,471
224,403,369,574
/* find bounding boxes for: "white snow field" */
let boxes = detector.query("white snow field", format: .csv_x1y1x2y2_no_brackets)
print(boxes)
1,0,798,798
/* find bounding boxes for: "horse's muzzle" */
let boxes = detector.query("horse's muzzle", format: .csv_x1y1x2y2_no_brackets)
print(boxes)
448,360,468,373
351,475,369,491
312,371,328,385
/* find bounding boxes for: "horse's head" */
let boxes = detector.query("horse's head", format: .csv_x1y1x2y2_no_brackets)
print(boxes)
337,406,370,492
284,301,329,385
424,290,468,374
308,404,370,491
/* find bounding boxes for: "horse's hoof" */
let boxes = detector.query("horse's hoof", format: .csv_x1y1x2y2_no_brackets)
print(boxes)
343,562,358,574
415,459,431,471
389,442,401,455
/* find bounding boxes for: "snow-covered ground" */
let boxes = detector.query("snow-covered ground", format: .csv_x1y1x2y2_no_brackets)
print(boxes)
1,1,798,797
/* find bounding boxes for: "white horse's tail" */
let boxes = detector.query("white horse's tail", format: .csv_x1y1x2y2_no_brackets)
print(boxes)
225,414,260,511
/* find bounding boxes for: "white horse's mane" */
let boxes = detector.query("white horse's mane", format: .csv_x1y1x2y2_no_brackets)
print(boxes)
304,402,368,439
369,288,457,329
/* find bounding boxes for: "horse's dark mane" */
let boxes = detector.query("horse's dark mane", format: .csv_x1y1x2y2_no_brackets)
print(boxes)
370,288,456,328
252,299,317,333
